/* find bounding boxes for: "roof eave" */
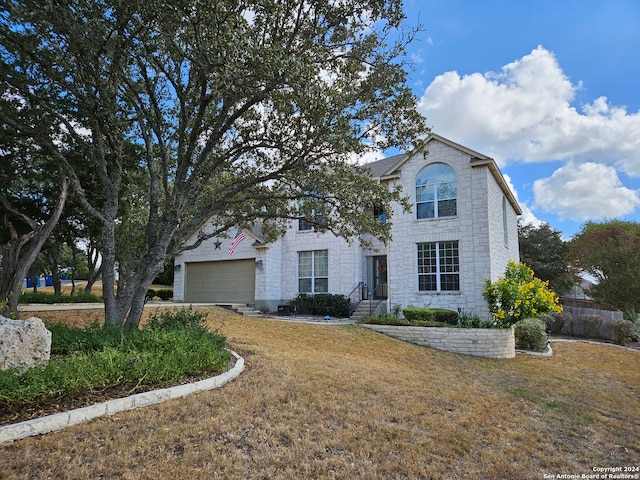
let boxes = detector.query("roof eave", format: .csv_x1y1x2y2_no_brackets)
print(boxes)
470,157,523,215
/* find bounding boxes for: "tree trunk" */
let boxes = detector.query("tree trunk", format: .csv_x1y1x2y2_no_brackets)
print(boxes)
124,282,152,328
84,240,102,293
0,178,69,316
101,218,119,326
47,246,62,295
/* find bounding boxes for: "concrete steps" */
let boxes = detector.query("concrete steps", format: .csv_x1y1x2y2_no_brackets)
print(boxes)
216,303,263,318
350,299,387,322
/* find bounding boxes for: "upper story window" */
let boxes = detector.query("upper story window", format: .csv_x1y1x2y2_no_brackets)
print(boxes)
299,217,313,231
373,203,387,223
298,192,328,231
415,163,457,219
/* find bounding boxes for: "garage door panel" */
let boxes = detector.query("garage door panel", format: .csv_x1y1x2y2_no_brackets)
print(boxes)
185,260,255,303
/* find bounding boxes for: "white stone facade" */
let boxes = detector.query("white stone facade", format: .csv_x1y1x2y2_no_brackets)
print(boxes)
173,134,522,316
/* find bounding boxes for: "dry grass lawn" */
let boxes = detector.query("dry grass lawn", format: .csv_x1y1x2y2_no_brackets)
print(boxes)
1,306,639,479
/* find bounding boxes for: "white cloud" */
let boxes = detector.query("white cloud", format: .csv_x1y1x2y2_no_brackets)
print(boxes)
502,174,543,227
533,162,640,220
417,45,640,223
418,46,640,177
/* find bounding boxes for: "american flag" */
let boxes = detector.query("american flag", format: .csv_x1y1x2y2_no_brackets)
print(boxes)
228,229,246,255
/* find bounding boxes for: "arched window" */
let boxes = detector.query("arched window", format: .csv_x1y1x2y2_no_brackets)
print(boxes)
415,163,457,219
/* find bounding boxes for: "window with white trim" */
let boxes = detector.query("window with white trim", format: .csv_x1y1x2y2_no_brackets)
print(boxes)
417,241,459,291
298,250,328,293
415,163,457,219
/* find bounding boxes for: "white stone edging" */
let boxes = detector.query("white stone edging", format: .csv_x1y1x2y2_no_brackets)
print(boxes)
516,344,553,356
0,350,244,445
550,338,640,353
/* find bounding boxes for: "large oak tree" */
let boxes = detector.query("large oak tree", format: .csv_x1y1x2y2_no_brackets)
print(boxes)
1,0,428,326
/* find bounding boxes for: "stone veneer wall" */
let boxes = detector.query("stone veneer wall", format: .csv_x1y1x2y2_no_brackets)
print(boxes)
362,325,515,358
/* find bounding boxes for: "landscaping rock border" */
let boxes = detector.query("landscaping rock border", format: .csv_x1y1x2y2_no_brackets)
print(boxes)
0,350,244,445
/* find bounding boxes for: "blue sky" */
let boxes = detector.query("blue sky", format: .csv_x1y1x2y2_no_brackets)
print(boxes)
397,0,640,238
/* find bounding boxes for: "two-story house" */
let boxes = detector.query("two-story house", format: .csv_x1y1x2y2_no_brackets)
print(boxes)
172,133,522,319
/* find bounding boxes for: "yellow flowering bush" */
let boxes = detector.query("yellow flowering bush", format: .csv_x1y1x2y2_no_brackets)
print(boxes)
483,261,563,328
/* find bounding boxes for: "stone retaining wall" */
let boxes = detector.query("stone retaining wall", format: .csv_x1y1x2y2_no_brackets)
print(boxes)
362,325,515,358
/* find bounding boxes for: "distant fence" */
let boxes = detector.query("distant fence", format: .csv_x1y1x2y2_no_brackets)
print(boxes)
555,300,625,341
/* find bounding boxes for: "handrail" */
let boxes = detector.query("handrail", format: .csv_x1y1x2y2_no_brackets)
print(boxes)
348,282,364,313
348,282,364,302
368,284,388,315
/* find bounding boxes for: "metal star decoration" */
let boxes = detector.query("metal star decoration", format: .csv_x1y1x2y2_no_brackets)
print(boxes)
214,239,222,250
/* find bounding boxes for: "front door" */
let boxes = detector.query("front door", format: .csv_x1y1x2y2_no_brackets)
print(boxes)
372,255,388,299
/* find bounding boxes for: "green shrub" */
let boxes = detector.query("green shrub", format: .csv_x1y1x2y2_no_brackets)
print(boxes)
292,293,349,317
580,314,603,338
156,289,173,301
402,307,435,323
611,320,636,345
514,318,549,351
432,308,459,325
146,307,209,333
360,311,444,327
48,321,123,355
358,313,409,326
542,312,570,335
146,289,157,300
458,311,497,328
19,291,102,304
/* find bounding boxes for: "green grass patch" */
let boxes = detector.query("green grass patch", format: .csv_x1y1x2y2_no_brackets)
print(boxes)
0,308,229,408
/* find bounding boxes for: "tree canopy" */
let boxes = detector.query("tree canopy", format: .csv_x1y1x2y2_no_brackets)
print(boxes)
568,220,640,321
1,0,428,325
518,222,574,295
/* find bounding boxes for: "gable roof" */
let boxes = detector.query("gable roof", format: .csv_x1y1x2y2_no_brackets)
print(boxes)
363,153,406,178
362,133,523,215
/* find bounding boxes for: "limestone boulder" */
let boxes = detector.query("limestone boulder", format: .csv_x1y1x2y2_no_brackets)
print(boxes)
0,316,52,371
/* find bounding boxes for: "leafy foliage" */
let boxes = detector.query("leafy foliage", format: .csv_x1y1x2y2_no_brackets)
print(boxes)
579,314,603,339
403,307,459,325
518,222,574,294
541,312,571,335
611,320,639,345
514,318,549,352
146,307,209,333
362,309,500,328
292,293,350,317
358,313,411,326
19,291,102,304
568,220,640,321
483,261,563,327
402,307,435,323
1,0,428,327
156,289,174,301
457,311,498,328
1,309,228,407
432,309,460,325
